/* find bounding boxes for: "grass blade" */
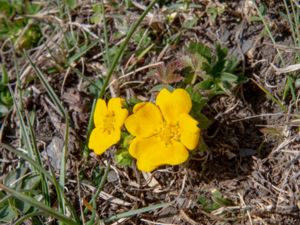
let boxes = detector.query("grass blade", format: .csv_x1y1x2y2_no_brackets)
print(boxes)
98,0,159,98
103,202,172,223
13,211,45,225
8,86,34,160
24,51,66,118
26,113,50,206
59,114,70,215
0,183,78,225
1,143,57,185
251,78,287,112
252,0,284,63
1,143,81,224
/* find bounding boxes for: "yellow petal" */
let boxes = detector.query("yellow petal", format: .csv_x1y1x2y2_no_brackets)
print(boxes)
125,102,163,138
94,99,108,127
156,88,192,123
108,98,128,127
129,136,189,172
179,114,200,150
88,127,120,155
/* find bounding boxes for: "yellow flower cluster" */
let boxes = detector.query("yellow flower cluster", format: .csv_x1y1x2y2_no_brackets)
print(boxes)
88,88,201,172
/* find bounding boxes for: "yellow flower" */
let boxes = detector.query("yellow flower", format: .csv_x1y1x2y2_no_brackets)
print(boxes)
125,88,200,172
89,98,128,155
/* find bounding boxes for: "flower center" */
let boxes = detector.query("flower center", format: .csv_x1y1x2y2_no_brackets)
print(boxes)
101,111,116,134
158,122,180,145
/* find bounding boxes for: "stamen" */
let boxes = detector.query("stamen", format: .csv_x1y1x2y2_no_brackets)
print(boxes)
158,122,180,146
101,111,116,134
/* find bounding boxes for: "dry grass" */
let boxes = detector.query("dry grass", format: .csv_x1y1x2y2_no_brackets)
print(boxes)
1,0,300,224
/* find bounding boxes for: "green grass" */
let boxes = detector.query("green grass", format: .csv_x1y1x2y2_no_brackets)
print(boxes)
0,0,176,224
252,0,298,104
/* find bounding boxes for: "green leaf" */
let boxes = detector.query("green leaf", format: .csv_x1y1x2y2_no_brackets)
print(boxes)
220,72,238,82
211,44,227,75
0,0,13,16
91,3,103,24
188,42,211,62
196,113,212,129
197,195,220,212
0,91,13,106
197,79,215,90
67,40,99,65
115,149,133,167
225,58,240,73
149,84,174,93
26,2,41,14
186,87,208,111
211,189,234,206
65,0,77,9
237,74,248,84
198,189,234,213
4,165,28,189
259,3,267,16
0,201,18,223
15,24,42,50
198,135,207,152
14,198,32,215
88,79,103,97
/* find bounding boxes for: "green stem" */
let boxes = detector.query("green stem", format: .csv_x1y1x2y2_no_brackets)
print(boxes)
84,0,158,156
98,0,158,98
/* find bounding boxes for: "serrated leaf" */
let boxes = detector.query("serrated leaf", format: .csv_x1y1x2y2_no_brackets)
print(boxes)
201,61,212,75
188,42,211,62
225,58,239,73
